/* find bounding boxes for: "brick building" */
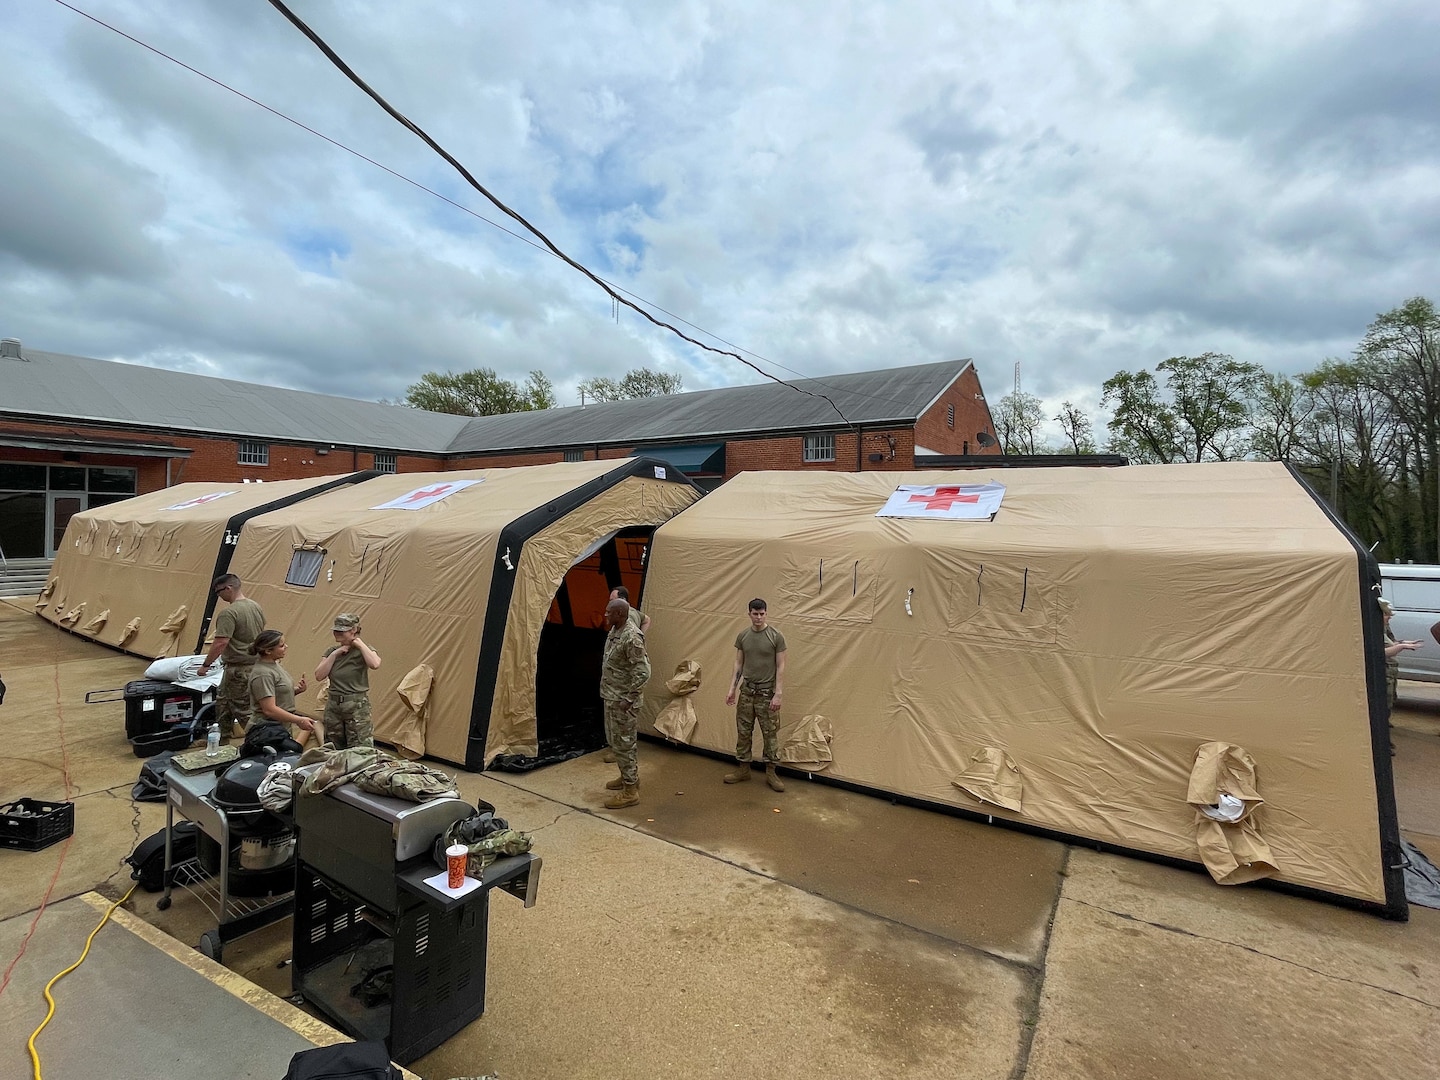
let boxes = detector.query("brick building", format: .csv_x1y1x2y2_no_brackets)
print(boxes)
0,338,996,560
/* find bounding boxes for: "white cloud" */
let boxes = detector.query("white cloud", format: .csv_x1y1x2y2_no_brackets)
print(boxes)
1,0,1437,432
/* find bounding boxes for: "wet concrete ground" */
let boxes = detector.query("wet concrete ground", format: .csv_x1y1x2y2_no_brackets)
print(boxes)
3,598,1439,1079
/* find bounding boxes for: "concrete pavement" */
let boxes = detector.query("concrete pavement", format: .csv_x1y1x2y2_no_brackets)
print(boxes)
2,597,1438,1079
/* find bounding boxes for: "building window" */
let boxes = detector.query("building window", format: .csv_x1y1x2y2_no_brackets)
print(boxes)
237,441,269,466
373,452,397,474
947,403,955,428
802,434,836,463
563,449,584,463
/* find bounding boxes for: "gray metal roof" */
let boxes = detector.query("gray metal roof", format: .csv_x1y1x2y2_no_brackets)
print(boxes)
446,360,972,453
0,346,470,453
0,344,971,455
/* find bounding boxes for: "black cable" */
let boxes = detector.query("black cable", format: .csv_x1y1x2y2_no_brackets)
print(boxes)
261,0,856,429
49,0,936,422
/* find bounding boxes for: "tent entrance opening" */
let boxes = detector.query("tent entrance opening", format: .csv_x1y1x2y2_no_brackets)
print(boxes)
527,529,652,767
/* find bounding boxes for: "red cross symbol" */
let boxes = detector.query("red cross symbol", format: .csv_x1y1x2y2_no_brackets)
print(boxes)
403,484,452,503
908,487,980,511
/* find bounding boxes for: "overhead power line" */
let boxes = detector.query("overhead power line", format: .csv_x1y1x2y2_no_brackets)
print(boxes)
50,1,956,422
262,0,855,428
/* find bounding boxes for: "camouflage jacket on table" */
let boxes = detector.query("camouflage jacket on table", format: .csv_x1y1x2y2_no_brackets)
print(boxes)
599,621,651,702
297,744,458,802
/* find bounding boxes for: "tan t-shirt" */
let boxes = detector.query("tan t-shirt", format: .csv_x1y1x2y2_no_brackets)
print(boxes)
734,625,786,683
215,599,265,666
322,645,369,695
249,661,296,714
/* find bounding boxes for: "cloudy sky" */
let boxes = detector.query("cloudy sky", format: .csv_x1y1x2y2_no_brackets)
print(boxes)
3,0,1438,438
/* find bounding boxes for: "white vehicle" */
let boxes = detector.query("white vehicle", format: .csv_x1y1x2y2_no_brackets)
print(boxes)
1379,563,1440,683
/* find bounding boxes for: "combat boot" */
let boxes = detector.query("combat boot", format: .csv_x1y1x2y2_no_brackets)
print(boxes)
723,763,752,784
605,774,627,790
600,749,616,764
766,764,786,792
604,783,639,809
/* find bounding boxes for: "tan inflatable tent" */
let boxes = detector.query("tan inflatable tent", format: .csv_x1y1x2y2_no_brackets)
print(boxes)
227,459,701,768
640,462,1405,917
36,473,375,657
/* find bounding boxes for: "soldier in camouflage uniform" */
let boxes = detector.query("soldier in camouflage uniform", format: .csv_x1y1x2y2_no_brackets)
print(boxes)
197,574,265,738
724,598,788,792
599,598,650,808
1380,597,1420,757
600,586,650,764
314,612,381,750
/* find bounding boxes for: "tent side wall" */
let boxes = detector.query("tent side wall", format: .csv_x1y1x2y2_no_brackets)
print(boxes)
1287,463,1406,917
192,470,380,653
639,464,1404,914
35,475,370,658
475,463,704,767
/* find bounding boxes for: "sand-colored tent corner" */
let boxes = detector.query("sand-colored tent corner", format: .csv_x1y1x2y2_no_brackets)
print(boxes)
38,473,378,658
639,461,1404,916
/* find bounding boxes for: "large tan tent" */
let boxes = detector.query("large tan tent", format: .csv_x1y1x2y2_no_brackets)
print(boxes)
226,460,701,767
639,462,1405,917
35,473,375,657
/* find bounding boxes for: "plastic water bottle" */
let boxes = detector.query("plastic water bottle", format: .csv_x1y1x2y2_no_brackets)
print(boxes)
206,722,221,757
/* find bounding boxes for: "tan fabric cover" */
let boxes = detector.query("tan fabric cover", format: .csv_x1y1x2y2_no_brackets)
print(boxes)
34,579,56,611
654,660,702,742
119,617,141,646
58,602,86,627
386,663,436,760
640,462,1390,904
1186,741,1278,885
221,463,700,765
777,713,834,768
82,608,111,634
40,477,353,656
954,747,1023,812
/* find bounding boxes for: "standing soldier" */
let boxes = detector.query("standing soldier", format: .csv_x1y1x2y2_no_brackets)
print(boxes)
197,574,265,738
314,613,382,749
601,586,651,764
599,597,651,809
724,598,787,792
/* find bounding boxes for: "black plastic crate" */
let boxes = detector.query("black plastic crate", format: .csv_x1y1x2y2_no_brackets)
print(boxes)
1,799,75,852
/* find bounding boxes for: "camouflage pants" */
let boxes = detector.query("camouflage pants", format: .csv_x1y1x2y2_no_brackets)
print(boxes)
603,699,639,785
215,664,255,733
324,693,374,750
735,680,779,763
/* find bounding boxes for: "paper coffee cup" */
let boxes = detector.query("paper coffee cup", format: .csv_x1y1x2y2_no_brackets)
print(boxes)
446,843,468,889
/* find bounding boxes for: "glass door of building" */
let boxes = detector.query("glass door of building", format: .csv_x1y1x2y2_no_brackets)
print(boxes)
47,492,86,557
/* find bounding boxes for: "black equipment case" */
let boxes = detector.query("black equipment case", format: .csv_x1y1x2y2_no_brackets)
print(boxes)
122,679,214,741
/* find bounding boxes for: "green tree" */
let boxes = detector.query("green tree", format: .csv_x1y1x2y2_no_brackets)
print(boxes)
524,369,557,410
1054,401,1096,454
1101,353,1263,463
1249,373,1310,463
995,391,1046,454
402,367,553,415
578,368,683,403
1100,369,1182,463
1355,297,1440,561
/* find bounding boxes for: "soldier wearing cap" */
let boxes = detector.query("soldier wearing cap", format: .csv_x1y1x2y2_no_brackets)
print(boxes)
314,613,382,749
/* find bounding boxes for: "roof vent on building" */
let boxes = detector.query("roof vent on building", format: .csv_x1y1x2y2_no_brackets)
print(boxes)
0,338,23,360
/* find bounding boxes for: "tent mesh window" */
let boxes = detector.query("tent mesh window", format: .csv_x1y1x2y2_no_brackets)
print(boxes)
803,434,836,462
285,548,326,588
237,441,269,466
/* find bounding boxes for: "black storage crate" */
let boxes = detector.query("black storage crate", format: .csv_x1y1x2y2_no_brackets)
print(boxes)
124,679,212,741
1,799,75,852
